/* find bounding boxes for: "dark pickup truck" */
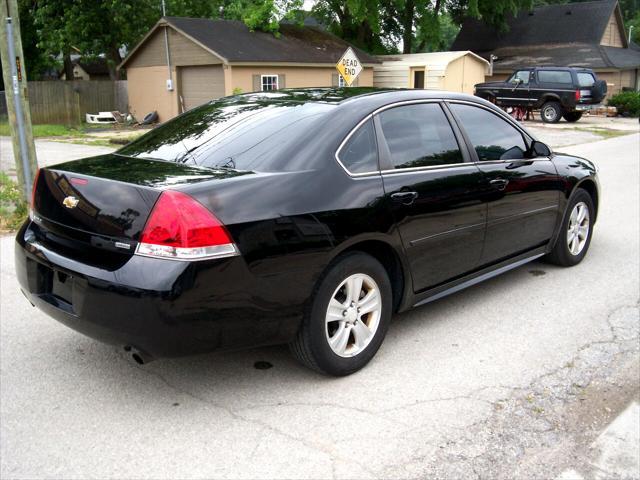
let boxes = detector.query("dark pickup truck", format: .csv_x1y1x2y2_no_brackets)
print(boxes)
474,67,607,123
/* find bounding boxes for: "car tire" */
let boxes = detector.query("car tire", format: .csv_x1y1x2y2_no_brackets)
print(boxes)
545,189,595,267
541,101,562,123
563,111,583,123
290,252,392,376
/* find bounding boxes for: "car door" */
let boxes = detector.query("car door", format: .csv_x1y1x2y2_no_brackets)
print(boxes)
447,102,562,265
376,102,487,292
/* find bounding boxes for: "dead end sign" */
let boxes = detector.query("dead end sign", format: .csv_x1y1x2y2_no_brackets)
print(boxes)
336,47,362,87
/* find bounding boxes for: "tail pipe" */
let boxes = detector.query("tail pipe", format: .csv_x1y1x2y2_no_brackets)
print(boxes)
124,345,154,365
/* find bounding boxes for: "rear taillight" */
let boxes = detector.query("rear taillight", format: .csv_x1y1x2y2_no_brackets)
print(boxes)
575,89,581,101
136,190,238,261
29,168,41,218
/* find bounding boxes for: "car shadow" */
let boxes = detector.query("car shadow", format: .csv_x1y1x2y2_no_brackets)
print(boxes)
43,258,563,410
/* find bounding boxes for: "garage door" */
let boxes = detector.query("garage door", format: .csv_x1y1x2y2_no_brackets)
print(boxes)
179,65,225,111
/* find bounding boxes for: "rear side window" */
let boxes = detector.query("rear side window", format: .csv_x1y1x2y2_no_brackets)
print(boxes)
537,70,573,84
377,103,462,169
450,103,528,161
338,119,378,174
577,72,596,87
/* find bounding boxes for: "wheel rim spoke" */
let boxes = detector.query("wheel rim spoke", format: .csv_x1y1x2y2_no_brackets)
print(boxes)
352,320,372,348
326,298,345,323
345,276,363,305
358,290,380,315
578,226,588,240
329,323,350,355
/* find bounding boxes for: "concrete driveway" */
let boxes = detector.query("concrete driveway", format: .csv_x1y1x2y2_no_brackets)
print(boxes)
0,136,115,178
1,134,638,479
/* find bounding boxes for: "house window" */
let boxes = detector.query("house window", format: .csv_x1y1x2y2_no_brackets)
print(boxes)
261,75,279,91
338,74,347,87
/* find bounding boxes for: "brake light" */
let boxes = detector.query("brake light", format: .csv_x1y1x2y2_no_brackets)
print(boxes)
29,168,41,215
136,190,238,261
575,89,581,101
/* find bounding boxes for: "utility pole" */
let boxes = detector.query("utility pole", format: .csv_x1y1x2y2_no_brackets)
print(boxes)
0,0,38,201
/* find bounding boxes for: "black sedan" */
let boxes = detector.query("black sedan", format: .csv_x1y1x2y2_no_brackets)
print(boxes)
16,88,599,376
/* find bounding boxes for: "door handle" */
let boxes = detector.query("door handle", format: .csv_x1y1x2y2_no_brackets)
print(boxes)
489,178,509,191
391,191,419,205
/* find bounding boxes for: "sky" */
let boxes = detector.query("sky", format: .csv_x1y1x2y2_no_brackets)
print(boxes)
302,0,316,10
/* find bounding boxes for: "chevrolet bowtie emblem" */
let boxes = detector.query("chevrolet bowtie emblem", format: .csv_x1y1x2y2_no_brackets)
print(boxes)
62,196,79,209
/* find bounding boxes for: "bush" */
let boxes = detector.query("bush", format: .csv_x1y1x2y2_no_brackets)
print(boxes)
607,91,640,117
0,172,28,232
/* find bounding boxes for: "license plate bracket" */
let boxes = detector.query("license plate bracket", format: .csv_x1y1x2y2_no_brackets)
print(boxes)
51,271,74,305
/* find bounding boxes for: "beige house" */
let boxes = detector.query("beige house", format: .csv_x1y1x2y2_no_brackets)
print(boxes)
119,17,378,122
373,51,488,93
451,0,640,98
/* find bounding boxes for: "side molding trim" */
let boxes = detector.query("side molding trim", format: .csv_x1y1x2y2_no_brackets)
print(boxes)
413,252,546,308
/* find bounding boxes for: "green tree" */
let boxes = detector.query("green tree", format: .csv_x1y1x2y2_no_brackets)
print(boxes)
313,0,534,55
31,0,301,80
628,9,640,43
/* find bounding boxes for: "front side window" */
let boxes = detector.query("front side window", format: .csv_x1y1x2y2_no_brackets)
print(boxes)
378,103,462,169
509,70,531,85
338,119,378,174
537,70,573,84
261,75,279,91
449,103,528,161
577,72,596,87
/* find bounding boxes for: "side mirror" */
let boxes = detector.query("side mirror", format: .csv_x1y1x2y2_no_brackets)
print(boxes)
531,140,551,157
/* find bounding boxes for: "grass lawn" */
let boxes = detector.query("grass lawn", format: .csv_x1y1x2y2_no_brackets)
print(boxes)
0,172,28,233
0,122,96,137
0,121,146,147
573,127,632,139
0,121,128,138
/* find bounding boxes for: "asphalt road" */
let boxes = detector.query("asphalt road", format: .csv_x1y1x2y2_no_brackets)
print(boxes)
1,133,639,479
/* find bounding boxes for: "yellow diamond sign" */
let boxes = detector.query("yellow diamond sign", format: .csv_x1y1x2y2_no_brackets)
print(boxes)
336,47,362,87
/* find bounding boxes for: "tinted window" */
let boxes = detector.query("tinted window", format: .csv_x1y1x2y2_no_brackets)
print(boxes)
378,103,462,169
450,104,528,161
338,119,378,174
537,70,573,84
509,70,531,85
118,97,333,171
577,72,596,87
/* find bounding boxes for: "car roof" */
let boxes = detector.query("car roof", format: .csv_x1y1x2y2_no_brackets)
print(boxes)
517,66,593,72
233,87,489,108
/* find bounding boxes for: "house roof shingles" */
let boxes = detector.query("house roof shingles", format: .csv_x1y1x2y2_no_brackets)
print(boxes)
451,0,640,71
162,17,379,65
452,0,618,52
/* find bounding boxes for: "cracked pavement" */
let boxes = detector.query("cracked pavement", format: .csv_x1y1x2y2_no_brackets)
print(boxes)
1,133,639,479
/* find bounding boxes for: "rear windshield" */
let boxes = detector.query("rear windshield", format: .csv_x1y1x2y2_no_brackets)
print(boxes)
118,95,334,171
577,72,596,87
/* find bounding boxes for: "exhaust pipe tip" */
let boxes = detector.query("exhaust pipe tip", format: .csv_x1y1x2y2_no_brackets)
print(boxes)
123,345,154,365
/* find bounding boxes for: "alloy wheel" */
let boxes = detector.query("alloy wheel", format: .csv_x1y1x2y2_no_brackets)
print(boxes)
325,273,382,358
566,201,590,256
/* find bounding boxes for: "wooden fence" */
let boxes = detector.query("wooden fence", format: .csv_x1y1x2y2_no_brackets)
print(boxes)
1,80,128,125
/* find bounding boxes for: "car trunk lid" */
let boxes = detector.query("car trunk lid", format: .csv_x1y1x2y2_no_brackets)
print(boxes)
30,154,244,269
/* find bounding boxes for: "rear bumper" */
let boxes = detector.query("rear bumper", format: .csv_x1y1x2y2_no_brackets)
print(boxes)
15,222,303,358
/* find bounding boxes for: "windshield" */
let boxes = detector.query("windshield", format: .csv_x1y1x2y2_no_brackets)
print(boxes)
118,94,334,171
